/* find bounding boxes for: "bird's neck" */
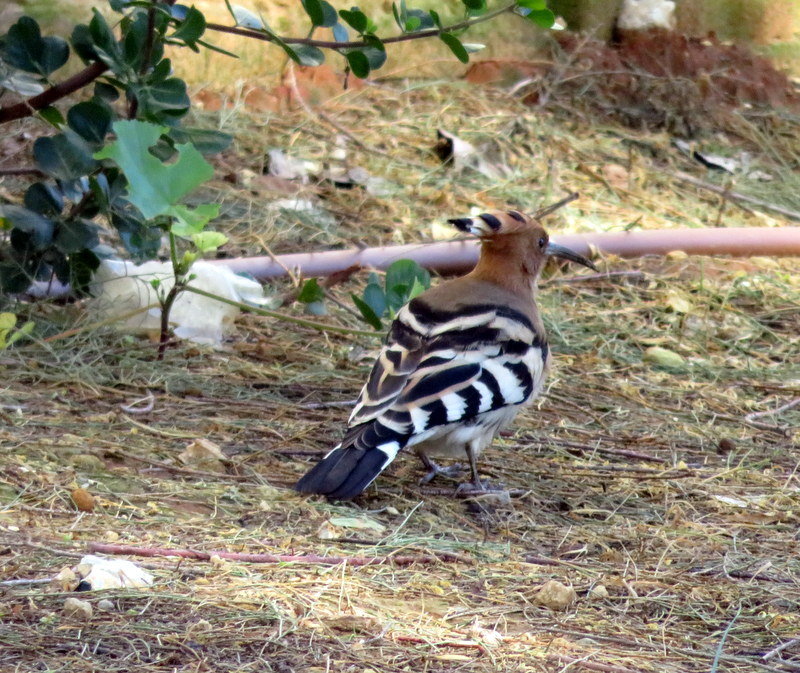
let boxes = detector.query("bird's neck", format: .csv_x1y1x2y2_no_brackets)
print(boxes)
468,244,539,300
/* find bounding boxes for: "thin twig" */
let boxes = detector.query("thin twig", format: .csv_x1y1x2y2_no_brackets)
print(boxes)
0,167,46,177
672,171,800,222
533,192,580,219
745,397,800,422
0,577,54,587
763,638,800,661
86,542,470,566
182,285,380,338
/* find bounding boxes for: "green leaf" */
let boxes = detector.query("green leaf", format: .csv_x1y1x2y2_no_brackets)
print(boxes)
406,8,435,30
111,209,163,260
71,23,98,62
461,0,487,13
429,9,442,28
53,218,100,254
24,183,63,216
440,33,469,64
0,262,35,294
172,5,206,45
298,278,325,303
67,101,112,145
407,276,428,301
4,17,70,76
385,259,431,310
345,50,370,79
332,23,349,42
129,77,191,119
68,248,101,294
291,45,325,67
404,16,421,31
352,294,383,330
191,230,228,252
33,132,97,181
0,206,55,250
339,8,369,33
362,46,387,71
38,106,66,128
517,0,548,9
88,9,124,71
319,1,339,27
302,0,325,27
526,8,555,28
229,5,265,30
94,82,120,101
362,281,387,317
8,320,35,347
170,203,220,236
94,120,214,223
168,127,233,155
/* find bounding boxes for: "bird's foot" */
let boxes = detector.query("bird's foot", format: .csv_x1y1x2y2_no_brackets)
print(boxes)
455,478,507,496
419,461,466,484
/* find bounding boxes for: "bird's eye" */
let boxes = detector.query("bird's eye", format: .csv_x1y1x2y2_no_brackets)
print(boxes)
538,236,547,250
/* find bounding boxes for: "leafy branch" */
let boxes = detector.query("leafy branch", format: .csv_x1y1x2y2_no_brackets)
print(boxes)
205,1,519,50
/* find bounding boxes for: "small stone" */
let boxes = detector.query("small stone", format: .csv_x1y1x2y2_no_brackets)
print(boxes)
97,599,115,611
533,580,577,611
63,597,93,621
54,567,79,592
717,438,735,454
178,438,228,472
643,346,686,370
71,454,104,472
71,488,95,512
588,584,609,601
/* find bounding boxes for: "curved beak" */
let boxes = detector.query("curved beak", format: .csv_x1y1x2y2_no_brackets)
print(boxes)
546,242,597,271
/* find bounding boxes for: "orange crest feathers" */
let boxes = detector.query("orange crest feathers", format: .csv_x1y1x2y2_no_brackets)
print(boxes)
448,210,534,237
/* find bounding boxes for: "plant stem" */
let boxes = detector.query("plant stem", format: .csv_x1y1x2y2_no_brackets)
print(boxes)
182,285,380,338
157,232,183,360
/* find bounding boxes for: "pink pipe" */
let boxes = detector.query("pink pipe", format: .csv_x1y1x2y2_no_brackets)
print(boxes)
212,227,800,280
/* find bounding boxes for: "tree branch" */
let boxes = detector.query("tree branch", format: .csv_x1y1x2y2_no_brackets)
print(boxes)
0,61,109,124
205,2,518,50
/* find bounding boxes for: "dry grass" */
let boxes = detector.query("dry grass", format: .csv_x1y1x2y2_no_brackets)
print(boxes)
2,58,800,673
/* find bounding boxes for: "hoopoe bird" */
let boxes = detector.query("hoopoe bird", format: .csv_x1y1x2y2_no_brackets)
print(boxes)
295,210,596,499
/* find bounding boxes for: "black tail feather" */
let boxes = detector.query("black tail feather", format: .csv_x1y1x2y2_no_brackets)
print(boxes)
294,446,390,500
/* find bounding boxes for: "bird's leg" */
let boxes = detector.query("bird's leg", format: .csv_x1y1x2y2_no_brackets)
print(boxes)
466,441,483,490
454,441,506,495
418,453,465,484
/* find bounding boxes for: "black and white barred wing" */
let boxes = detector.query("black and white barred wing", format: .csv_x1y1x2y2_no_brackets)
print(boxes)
294,301,545,499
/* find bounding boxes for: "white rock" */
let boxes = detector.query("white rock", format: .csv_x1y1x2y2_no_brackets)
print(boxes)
618,0,675,31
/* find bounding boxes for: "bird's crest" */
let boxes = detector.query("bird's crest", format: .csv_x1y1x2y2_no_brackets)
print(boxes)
448,210,533,237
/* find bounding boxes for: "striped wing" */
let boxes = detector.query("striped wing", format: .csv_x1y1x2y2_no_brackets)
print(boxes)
346,298,547,453
295,297,547,499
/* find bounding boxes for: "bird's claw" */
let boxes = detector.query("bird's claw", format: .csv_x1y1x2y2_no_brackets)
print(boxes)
455,479,507,496
419,462,466,484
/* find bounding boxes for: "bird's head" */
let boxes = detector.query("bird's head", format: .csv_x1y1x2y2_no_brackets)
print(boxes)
448,210,596,283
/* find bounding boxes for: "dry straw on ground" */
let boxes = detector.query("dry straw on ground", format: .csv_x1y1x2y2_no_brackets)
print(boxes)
1,49,800,673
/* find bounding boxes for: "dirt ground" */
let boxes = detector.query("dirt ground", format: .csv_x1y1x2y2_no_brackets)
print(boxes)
2,49,800,673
